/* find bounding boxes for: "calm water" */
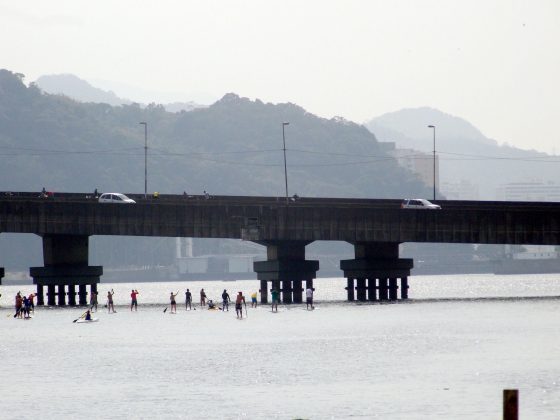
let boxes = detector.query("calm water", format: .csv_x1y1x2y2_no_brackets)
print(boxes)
1,274,559,419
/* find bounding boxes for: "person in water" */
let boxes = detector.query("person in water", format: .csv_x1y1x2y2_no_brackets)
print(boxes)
235,291,246,319
221,289,230,311
107,290,116,313
170,292,178,313
14,292,23,318
200,289,207,307
306,287,314,310
207,299,216,309
270,288,280,313
90,290,98,312
130,289,139,311
251,291,258,308
185,289,192,311
84,310,92,321
28,293,36,313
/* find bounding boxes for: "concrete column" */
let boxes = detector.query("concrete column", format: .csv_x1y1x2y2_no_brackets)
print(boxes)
367,278,377,301
293,279,303,303
260,280,268,303
68,284,77,306
356,278,367,301
253,240,319,305
281,280,292,304
401,277,409,299
47,284,56,306
346,278,355,301
340,242,413,303
378,278,388,301
0,267,4,285
389,278,398,300
57,284,66,306
37,284,45,305
78,284,87,305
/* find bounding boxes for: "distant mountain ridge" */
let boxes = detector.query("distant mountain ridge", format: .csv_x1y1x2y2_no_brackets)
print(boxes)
35,73,205,113
366,108,556,200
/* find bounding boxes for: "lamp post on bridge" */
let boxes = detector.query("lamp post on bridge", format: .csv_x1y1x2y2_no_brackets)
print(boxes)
428,124,436,201
140,122,148,199
282,122,290,204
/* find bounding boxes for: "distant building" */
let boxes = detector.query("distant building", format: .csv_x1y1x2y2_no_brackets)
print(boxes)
383,144,439,192
440,179,480,200
496,180,560,202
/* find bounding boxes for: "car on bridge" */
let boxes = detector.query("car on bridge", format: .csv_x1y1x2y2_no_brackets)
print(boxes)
401,199,441,209
98,193,136,204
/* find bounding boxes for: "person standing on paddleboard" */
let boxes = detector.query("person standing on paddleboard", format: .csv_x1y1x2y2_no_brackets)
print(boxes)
107,290,116,313
170,291,178,314
185,289,192,310
130,289,139,311
270,288,280,313
235,291,246,319
14,292,23,318
28,293,36,313
221,289,230,312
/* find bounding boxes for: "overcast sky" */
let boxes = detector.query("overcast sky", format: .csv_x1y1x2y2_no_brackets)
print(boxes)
1,0,559,153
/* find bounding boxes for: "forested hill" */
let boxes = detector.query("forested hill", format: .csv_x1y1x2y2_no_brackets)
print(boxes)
0,69,429,199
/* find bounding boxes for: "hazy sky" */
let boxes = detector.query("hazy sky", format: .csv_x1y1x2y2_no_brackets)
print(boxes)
1,1,559,153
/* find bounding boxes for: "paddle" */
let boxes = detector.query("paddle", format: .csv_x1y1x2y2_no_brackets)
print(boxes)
163,307,168,313
244,302,248,318
73,306,93,323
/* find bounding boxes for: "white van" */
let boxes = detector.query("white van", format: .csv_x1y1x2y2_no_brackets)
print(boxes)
98,193,136,204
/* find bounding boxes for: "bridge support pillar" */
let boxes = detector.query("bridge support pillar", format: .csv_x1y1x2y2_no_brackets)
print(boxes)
259,280,268,303
0,267,4,285
367,278,377,301
67,284,76,306
30,234,102,306
341,242,413,303
253,241,319,305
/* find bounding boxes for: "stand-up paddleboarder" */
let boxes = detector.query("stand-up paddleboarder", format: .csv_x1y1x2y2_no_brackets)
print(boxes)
130,289,139,311
270,288,280,313
170,291,178,314
185,289,192,310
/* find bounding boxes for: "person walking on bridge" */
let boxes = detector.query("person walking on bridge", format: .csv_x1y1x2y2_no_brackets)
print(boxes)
130,289,139,311
221,289,230,311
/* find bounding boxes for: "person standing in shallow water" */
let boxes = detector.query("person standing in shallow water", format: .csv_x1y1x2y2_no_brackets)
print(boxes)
107,290,116,313
130,289,139,311
251,291,258,308
185,289,192,310
221,289,230,311
170,291,178,314
235,291,246,319
306,287,314,310
270,288,280,313
90,290,98,312
200,288,206,307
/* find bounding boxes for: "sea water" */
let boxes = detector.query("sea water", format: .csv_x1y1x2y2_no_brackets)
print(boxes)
0,274,559,419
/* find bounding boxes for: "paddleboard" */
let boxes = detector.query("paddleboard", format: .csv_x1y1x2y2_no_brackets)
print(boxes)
76,318,99,323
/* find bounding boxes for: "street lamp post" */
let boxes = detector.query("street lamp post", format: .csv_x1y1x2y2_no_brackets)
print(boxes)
282,122,290,204
428,125,436,201
140,122,148,198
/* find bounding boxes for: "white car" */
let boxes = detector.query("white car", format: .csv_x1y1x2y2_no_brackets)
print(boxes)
401,199,441,209
98,193,136,204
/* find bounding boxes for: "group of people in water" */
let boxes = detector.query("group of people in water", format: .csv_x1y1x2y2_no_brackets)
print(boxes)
12,292,35,318
7,286,315,318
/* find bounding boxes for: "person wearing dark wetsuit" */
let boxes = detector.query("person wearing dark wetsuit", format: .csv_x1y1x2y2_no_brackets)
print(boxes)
185,289,192,310
221,289,230,312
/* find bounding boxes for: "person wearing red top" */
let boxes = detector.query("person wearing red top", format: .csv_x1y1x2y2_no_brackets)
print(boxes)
130,289,139,311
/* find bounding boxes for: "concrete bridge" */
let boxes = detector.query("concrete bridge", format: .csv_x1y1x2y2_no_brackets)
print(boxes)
1,191,559,305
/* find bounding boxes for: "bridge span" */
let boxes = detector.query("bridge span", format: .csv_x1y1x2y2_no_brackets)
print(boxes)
1,192,559,306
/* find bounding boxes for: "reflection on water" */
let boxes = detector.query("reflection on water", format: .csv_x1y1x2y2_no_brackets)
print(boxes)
0,274,559,419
